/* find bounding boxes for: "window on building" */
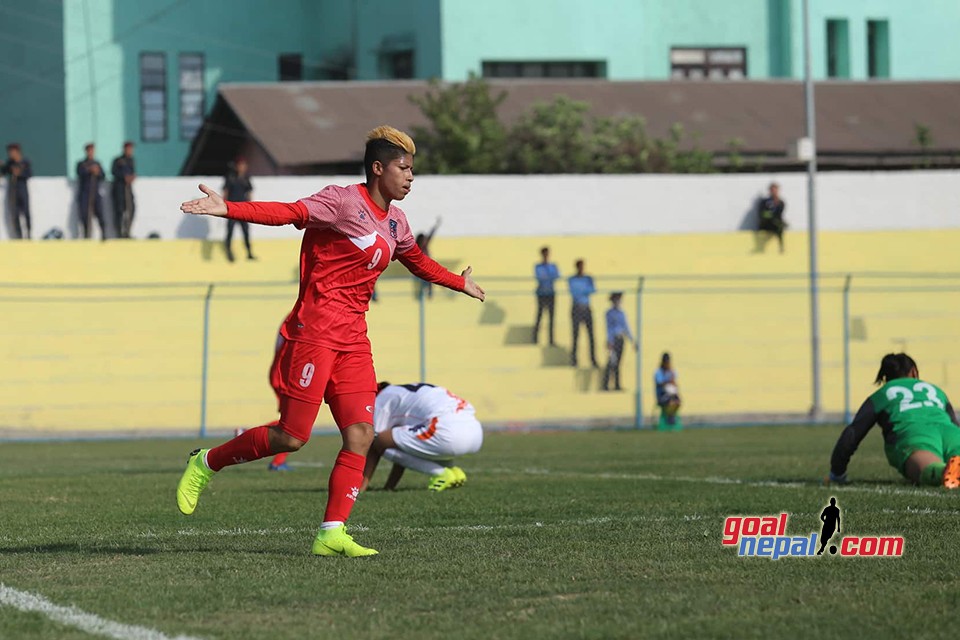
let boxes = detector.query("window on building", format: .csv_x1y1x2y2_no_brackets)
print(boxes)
826,19,850,78
382,50,415,79
481,61,606,79
867,19,890,78
179,53,204,141
279,53,303,81
140,52,167,142
670,48,746,79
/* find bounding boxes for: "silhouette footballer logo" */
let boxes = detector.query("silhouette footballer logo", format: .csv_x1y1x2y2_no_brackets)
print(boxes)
721,497,903,559
817,497,841,555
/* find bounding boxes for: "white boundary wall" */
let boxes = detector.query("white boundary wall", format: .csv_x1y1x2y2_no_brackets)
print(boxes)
2,171,958,240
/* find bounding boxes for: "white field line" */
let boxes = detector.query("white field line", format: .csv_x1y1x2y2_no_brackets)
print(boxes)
488,467,960,499
0,584,203,640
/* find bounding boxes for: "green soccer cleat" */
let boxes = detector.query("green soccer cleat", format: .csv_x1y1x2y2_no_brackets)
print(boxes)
176,448,214,515
311,525,378,557
450,466,467,487
427,467,461,492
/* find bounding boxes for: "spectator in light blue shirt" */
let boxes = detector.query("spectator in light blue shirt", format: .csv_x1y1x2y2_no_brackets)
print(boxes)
533,246,560,345
602,292,635,391
568,259,598,368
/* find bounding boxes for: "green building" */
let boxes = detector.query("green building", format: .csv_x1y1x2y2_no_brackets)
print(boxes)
1,0,958,175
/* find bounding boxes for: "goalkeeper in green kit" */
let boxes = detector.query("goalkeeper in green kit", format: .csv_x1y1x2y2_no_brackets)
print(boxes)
828,353,960,488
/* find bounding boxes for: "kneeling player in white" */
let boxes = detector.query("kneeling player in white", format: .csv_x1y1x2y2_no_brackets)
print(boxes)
361,382,483,491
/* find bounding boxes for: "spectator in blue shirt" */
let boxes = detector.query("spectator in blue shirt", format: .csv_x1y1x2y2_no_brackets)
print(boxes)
602,292,635,391
655,352,682,427
533,246,560,345
568,259,598,368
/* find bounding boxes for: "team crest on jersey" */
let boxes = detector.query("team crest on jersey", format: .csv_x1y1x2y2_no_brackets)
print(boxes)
388,218,398,239
358,210,366,221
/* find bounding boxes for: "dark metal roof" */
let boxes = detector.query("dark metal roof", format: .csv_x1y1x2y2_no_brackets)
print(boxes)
183,80,960,173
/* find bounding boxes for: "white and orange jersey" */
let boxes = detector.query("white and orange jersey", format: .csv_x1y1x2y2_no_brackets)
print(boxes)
373,383,473,435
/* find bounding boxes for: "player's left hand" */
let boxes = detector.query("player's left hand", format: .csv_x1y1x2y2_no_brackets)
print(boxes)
461,266,485,302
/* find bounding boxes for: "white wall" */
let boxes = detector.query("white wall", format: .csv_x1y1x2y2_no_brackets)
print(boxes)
2,171,959,241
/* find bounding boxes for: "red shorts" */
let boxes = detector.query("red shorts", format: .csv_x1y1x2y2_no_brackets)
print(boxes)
269,337,376,436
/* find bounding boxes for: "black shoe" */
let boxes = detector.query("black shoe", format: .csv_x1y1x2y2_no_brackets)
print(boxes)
225,247,235,262
247,253,257,261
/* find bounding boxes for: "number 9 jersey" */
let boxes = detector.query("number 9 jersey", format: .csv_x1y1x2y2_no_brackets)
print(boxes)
283,183,416,351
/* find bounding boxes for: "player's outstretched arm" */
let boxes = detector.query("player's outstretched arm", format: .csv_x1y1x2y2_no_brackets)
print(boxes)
397,245,485,302
181,183,308,226
180,183,227,217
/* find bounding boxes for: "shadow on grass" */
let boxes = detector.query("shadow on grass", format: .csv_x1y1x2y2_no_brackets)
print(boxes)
252,487,328,495
0,543,162,555
770,477,911,488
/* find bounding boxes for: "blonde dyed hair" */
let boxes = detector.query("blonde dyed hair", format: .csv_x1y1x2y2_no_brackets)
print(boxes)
366,125,416,155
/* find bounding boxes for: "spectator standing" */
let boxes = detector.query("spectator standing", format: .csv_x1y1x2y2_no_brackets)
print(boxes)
2,143,31,239
76,143,106,239
533,246,560,345
757,182,787,253
110,141,136,238
602,292,635,391
414,217,441,299
568,259,598,368
222,157,256,262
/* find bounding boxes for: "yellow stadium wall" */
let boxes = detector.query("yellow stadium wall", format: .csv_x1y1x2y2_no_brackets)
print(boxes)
1,229,958,435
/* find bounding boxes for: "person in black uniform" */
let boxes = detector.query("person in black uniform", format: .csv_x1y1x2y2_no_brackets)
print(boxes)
111,141,136,238
2,143,32,239
757,182,787,253
76,143,106,239
222,157,256,262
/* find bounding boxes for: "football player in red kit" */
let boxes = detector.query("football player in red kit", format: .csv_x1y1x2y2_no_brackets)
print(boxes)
176,126,485,557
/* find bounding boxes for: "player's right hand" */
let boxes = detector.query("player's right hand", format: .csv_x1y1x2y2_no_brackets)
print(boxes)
181,183,228,217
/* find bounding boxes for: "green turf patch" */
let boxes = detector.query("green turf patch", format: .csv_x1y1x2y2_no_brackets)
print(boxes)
0,426,954,639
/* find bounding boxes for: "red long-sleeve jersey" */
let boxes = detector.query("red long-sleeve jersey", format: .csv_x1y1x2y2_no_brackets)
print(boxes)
226,183,465,351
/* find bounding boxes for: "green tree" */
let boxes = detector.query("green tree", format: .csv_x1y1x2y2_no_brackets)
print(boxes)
590,115,652,173
726,137,746,171
409,75,508,174
914,122,933,169
506,96,593,173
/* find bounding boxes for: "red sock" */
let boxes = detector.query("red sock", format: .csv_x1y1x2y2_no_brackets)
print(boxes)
207,425,273,472
323,450,366,523
271,452,289,466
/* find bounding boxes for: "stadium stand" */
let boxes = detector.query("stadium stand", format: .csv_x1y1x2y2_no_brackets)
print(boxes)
1,229,958,436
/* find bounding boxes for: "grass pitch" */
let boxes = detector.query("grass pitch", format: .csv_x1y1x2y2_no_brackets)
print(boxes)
0,426,957,640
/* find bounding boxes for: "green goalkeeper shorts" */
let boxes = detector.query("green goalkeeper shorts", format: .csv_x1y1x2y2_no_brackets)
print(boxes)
884,423,960,474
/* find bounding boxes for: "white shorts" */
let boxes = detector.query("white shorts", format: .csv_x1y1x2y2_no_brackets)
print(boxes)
390,410,483,460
